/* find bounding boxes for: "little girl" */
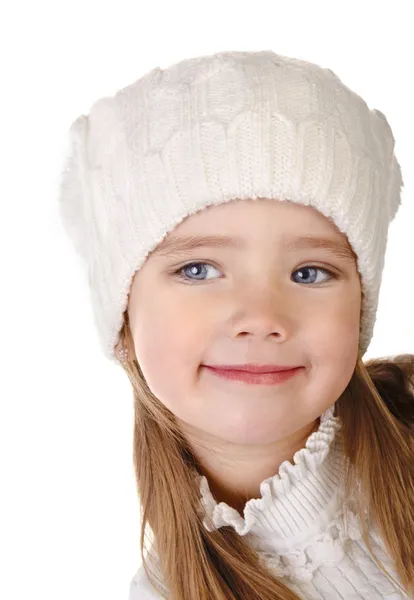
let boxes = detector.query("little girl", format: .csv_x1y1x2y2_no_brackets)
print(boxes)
58,50,414,599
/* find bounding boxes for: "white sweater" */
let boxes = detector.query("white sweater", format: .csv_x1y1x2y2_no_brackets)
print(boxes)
129,405,411,599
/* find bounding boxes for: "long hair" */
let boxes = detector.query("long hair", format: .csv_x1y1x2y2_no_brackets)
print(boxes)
119,309,414,599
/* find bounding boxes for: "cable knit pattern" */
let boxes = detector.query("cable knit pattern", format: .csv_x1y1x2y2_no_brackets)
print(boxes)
57,49,404,365
129,404,410,599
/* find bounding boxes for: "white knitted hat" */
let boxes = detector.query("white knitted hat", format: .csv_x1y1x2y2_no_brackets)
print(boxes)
58,49,404,365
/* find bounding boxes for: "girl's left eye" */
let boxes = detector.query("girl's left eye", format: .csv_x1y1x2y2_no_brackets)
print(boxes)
171,261,339,285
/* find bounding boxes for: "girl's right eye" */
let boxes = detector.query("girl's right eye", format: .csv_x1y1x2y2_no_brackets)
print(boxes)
171,261,339,285
172,262,221,283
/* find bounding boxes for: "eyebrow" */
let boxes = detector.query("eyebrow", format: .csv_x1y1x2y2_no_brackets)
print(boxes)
151,233,357,263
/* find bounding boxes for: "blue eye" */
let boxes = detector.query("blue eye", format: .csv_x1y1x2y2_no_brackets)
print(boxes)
173,262,220,282
172,262,338,285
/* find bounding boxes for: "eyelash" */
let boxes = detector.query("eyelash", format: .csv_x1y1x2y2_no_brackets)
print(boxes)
171,261,339,285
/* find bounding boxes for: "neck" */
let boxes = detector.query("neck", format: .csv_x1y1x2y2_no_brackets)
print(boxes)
197,417,321,517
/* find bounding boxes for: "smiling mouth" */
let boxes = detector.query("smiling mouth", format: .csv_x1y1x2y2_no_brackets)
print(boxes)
203,365,303,385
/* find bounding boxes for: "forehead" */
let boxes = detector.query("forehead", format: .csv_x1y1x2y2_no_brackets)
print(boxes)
151,199,356,263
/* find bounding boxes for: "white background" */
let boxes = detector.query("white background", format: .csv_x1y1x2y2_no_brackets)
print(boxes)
1,1,413,598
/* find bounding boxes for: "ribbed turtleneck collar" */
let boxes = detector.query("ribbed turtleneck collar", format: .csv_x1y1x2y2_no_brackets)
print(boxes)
198,404,345,555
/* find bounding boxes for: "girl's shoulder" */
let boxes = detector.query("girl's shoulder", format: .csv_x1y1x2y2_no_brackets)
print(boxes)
128,563,167,600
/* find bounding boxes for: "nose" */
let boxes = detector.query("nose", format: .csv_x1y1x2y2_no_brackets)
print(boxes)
230,287,294,341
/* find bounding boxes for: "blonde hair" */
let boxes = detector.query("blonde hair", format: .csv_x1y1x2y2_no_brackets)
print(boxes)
118,309,414,599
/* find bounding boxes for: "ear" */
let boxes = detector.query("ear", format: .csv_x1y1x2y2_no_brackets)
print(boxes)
114,339,128,363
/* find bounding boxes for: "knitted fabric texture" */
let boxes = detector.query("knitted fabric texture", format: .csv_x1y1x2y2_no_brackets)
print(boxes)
128,403,409,599
57,49,404,364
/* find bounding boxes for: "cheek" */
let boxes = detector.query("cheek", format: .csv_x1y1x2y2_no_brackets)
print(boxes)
305,284,361,349
130,298,205,412
302,292,361,396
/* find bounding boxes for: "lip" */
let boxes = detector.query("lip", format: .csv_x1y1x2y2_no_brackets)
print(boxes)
204,364,301,374
203,365,303,385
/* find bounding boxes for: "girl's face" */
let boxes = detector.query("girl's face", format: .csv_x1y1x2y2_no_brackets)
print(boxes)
124,199,361,447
